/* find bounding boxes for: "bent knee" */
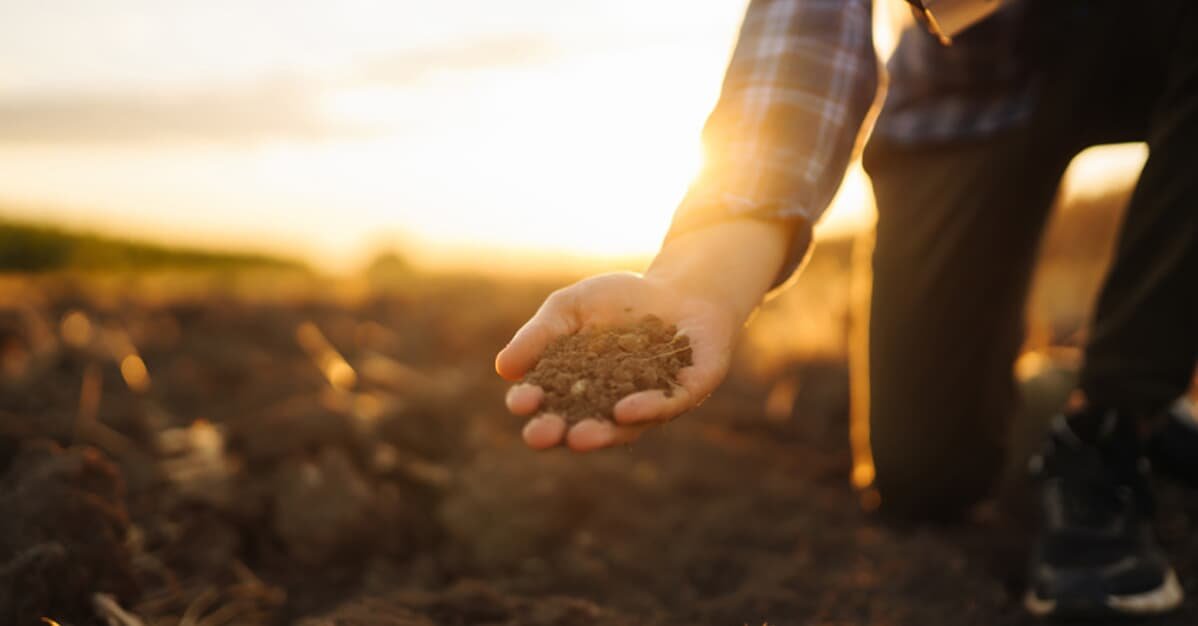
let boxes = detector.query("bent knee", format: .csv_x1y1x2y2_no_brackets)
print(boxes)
870,437,1004,520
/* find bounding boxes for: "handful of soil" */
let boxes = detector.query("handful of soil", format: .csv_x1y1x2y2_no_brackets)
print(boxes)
525,315,692,422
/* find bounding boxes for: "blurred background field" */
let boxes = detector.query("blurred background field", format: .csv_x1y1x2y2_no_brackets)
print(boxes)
7,183,1197,626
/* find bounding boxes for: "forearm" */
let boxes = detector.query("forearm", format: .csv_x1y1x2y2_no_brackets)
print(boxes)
645,217,797,324
661,0,877,292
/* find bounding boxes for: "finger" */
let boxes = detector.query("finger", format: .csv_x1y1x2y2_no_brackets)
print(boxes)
672,326,732,402
565,419,649,452
505,384,544,416
522,414,567,450
612,387,692,424
612,326,728,424
495,292,580,380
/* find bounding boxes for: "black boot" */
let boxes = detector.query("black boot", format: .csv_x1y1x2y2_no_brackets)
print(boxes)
1024,408,1183,618
1147,398,1198,489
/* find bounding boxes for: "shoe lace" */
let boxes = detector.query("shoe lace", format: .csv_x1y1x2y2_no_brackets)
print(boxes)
1039,434,1150,531
1059,455,1134,530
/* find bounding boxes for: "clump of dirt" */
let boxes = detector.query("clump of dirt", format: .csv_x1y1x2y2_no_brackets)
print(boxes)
299,579,634,626
0,440,137,626
525,315,691,422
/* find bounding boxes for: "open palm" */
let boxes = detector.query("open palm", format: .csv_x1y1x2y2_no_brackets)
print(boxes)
495,271,739,452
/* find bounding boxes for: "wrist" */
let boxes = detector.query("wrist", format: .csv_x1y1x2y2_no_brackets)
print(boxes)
646,218,792,323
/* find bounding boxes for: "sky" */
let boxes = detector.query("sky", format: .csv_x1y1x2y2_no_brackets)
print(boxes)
0,1,1145,273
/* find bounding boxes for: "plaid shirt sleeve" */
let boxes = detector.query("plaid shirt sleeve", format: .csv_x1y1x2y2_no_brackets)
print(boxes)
667,0,880,284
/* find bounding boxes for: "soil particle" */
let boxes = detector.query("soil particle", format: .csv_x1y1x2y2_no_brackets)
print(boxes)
228,396,358,466
300,580,626,626
525,316,691,422
272,447,378,563
0,439,137,625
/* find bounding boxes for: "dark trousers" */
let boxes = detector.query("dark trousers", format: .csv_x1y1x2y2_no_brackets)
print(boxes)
861,2,1198,517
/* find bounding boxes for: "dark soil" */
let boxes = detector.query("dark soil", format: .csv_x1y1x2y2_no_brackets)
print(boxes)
1,272,1196,626
525,316,691,422
0,440,137,626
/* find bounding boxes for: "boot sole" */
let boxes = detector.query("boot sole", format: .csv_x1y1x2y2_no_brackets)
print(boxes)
1024,568,1184,618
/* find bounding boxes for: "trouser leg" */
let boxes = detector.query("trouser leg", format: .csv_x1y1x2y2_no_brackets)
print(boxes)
1079,4,1198,415
862,130,1072,518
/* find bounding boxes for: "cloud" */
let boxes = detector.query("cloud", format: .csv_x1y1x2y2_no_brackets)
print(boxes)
356,34,562,85
0,34,563,146
0,78,372,145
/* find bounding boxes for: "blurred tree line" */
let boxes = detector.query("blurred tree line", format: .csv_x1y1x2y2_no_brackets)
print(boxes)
0,219,305,272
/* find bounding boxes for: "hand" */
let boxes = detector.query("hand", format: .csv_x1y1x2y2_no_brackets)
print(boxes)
496,271,740,452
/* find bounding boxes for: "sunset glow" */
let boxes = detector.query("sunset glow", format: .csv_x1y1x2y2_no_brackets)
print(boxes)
0,1,1147,273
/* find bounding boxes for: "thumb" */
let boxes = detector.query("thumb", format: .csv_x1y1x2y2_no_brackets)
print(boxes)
495,290,580,380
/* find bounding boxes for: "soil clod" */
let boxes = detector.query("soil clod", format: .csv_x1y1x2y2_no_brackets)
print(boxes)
525,315,692,422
